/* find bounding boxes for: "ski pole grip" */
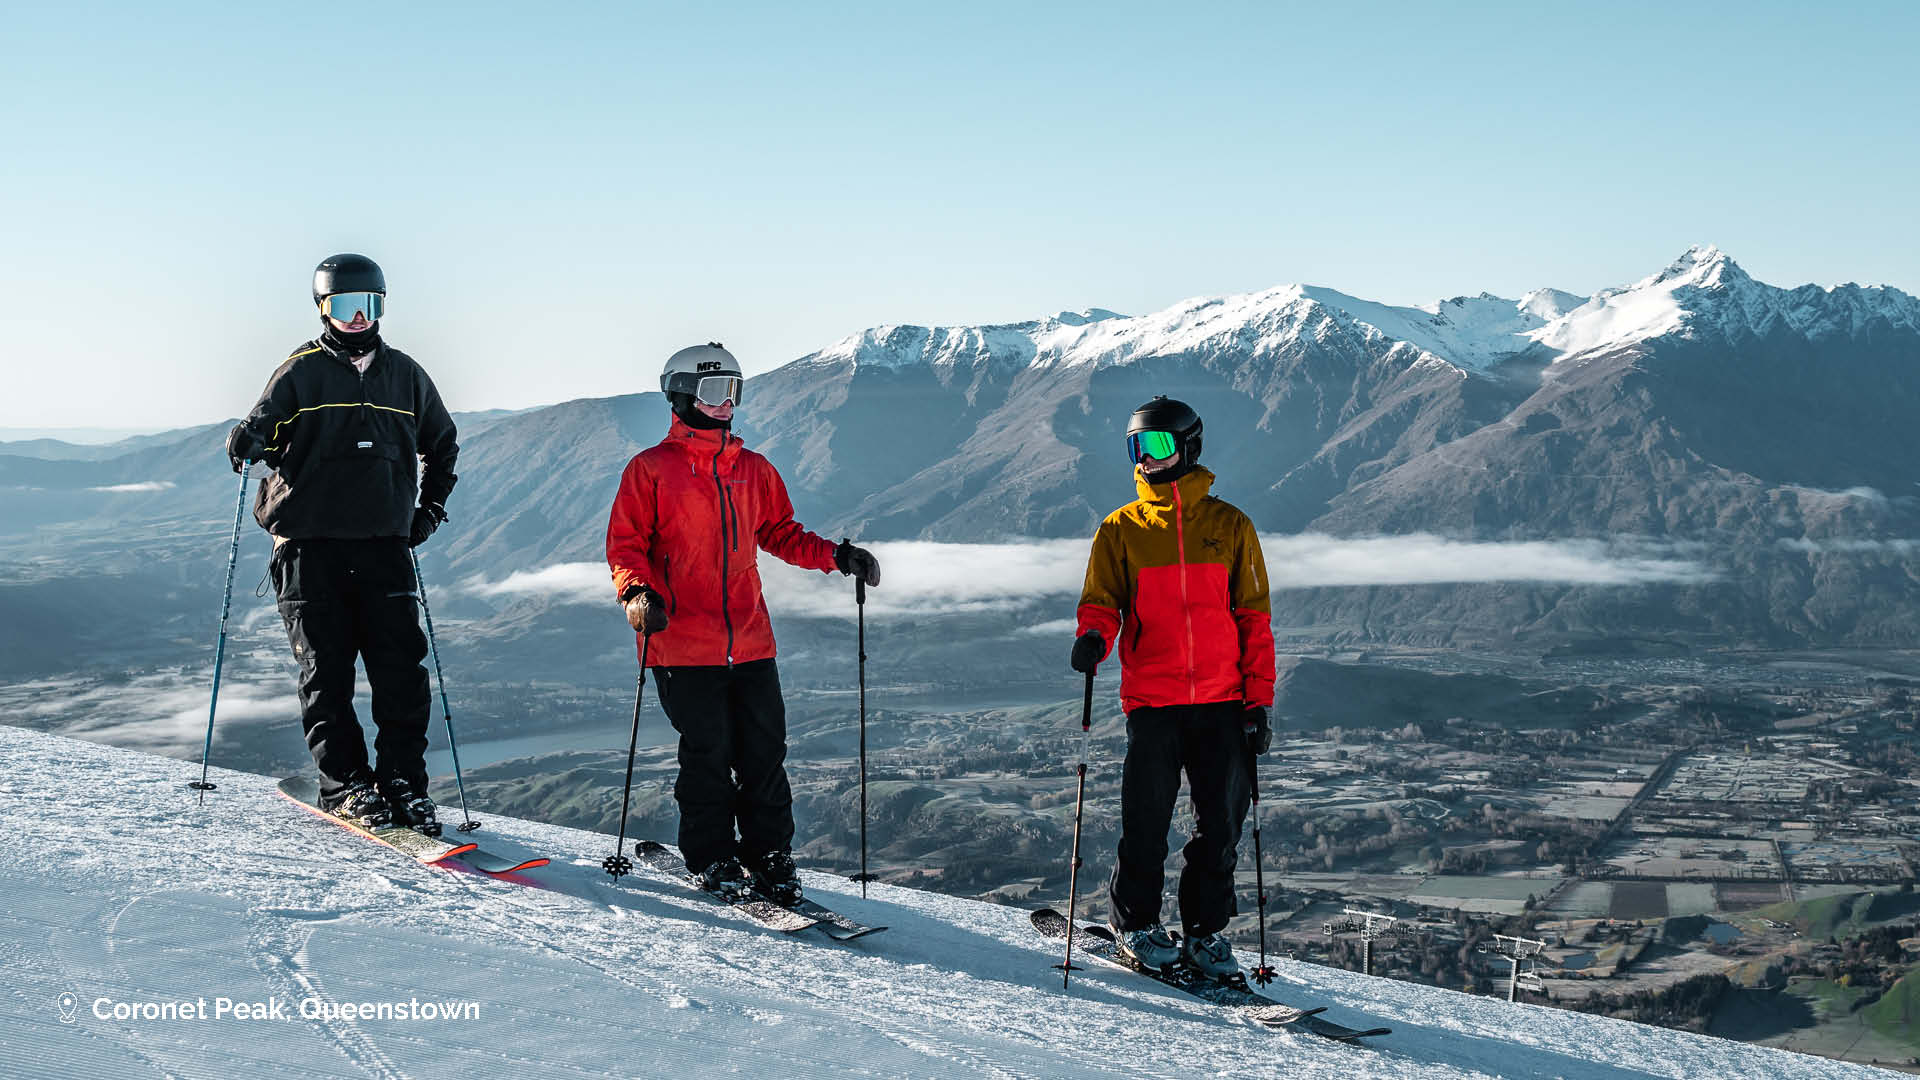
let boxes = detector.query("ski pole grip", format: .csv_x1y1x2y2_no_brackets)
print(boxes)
856,576,865,606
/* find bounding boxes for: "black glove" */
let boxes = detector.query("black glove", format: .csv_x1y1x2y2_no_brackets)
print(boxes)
1070,631,1105,674
834,539,881,587
1244,706,1272,756
225,423,262,473
622,585,669,634
409,502,447,548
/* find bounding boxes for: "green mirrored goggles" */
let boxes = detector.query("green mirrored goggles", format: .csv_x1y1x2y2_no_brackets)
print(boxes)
1127,430,1179,464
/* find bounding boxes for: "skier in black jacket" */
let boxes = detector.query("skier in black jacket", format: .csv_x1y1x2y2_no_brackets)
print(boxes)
226,253,459,833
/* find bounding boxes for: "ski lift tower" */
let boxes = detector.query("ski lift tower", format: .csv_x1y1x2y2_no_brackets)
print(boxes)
1322,908,1398,976
1483,933,1548,1003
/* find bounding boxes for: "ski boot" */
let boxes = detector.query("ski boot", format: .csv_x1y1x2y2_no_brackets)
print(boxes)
697,856,750,899
1114,923,1181,972
381,778,441,837
747,849,803,905
324,778,393,830
1183,930,1242,981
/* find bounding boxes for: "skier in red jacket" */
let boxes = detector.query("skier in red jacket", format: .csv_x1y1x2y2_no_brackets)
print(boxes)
606,343,881,902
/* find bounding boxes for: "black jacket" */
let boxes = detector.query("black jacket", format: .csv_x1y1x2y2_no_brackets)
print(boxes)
238,336,458,540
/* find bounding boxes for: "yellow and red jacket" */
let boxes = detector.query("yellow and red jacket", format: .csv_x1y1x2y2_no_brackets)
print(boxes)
1076,466,1275,713
606,418,839,667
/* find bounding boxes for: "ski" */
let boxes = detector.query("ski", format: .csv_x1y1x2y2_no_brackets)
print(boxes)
449,848,551,875
1030,909,1390,1042
789,896,888,941
630,841,818,932
631,841,884,939
277,777,477,864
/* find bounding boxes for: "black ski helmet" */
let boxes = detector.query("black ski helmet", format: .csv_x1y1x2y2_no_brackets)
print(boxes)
1126,396,1203,478
312,253,386,306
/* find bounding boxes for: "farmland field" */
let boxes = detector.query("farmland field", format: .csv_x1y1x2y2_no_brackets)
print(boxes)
1548,882,1614,918
1610,881,1669,920
1717,883,1790,910
1666,883,1718,916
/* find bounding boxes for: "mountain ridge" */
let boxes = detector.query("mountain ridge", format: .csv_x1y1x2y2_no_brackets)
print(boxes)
5,247,1917,648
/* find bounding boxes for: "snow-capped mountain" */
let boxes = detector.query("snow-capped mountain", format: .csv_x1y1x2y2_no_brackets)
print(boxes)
6,247,1917,647
812,281,1580,377
1532,245,1920,358
1,725,1888,1080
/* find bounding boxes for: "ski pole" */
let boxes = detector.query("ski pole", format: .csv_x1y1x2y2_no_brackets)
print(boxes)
413,548,479,833
189,467,250,803
1059,668,1095,989
851,576,877,898
603,633,652,880
1246,725,1277,986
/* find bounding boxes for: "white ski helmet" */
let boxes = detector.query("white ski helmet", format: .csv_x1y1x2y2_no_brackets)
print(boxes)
661,342,744,406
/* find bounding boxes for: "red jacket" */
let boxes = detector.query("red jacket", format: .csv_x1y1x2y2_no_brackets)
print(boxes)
606,419,839,666
1076,467,1275,713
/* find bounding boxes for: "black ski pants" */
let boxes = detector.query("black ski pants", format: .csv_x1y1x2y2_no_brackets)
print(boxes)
652,658,795,874
270,537,431,802
1107,700,1253,938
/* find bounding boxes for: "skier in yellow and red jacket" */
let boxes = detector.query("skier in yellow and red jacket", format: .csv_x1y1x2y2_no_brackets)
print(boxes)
1071,395,1275,981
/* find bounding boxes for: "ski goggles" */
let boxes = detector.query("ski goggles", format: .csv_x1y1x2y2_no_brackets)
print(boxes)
1127,430,1179,464
694,374,744,407
320,291,385,322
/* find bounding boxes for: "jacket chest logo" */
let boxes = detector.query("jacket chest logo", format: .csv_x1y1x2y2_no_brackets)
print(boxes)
1200,536,1224,554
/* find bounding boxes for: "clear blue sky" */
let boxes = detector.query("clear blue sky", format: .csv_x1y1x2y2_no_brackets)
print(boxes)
6,1,1915,429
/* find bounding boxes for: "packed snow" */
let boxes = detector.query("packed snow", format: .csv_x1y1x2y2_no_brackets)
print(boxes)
801,245,1920,381
0,726,1889,1079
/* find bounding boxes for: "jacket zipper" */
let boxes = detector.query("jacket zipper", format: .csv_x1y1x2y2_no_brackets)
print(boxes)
1172,481,1196,703
357,367,372,448
712,446,736,666
723,481,743,555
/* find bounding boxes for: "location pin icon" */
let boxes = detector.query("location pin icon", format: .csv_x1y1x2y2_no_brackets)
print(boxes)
59,992,78,1024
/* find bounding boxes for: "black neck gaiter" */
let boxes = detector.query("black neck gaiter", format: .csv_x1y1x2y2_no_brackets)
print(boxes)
670,393,732,431
1142,459,1197,485
320,317,383,357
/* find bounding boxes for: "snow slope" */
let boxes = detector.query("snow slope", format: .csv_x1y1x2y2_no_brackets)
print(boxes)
0,726,1889,1080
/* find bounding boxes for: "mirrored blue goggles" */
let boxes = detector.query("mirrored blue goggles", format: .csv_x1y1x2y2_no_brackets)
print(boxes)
1127,430,1179,464
321,291,385,322
695,375,744,407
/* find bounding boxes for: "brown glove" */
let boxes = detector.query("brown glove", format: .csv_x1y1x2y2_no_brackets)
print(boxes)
622,586,668,634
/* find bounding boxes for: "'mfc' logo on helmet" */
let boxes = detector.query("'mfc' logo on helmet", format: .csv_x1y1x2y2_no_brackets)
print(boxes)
696,361,725,372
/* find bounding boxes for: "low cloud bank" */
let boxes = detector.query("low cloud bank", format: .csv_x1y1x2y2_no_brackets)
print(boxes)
466,533,1713,616
13,673,298,751
1261,534,1715,588
89,480,176,493
1779,537,1918,554
466,563,610,605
